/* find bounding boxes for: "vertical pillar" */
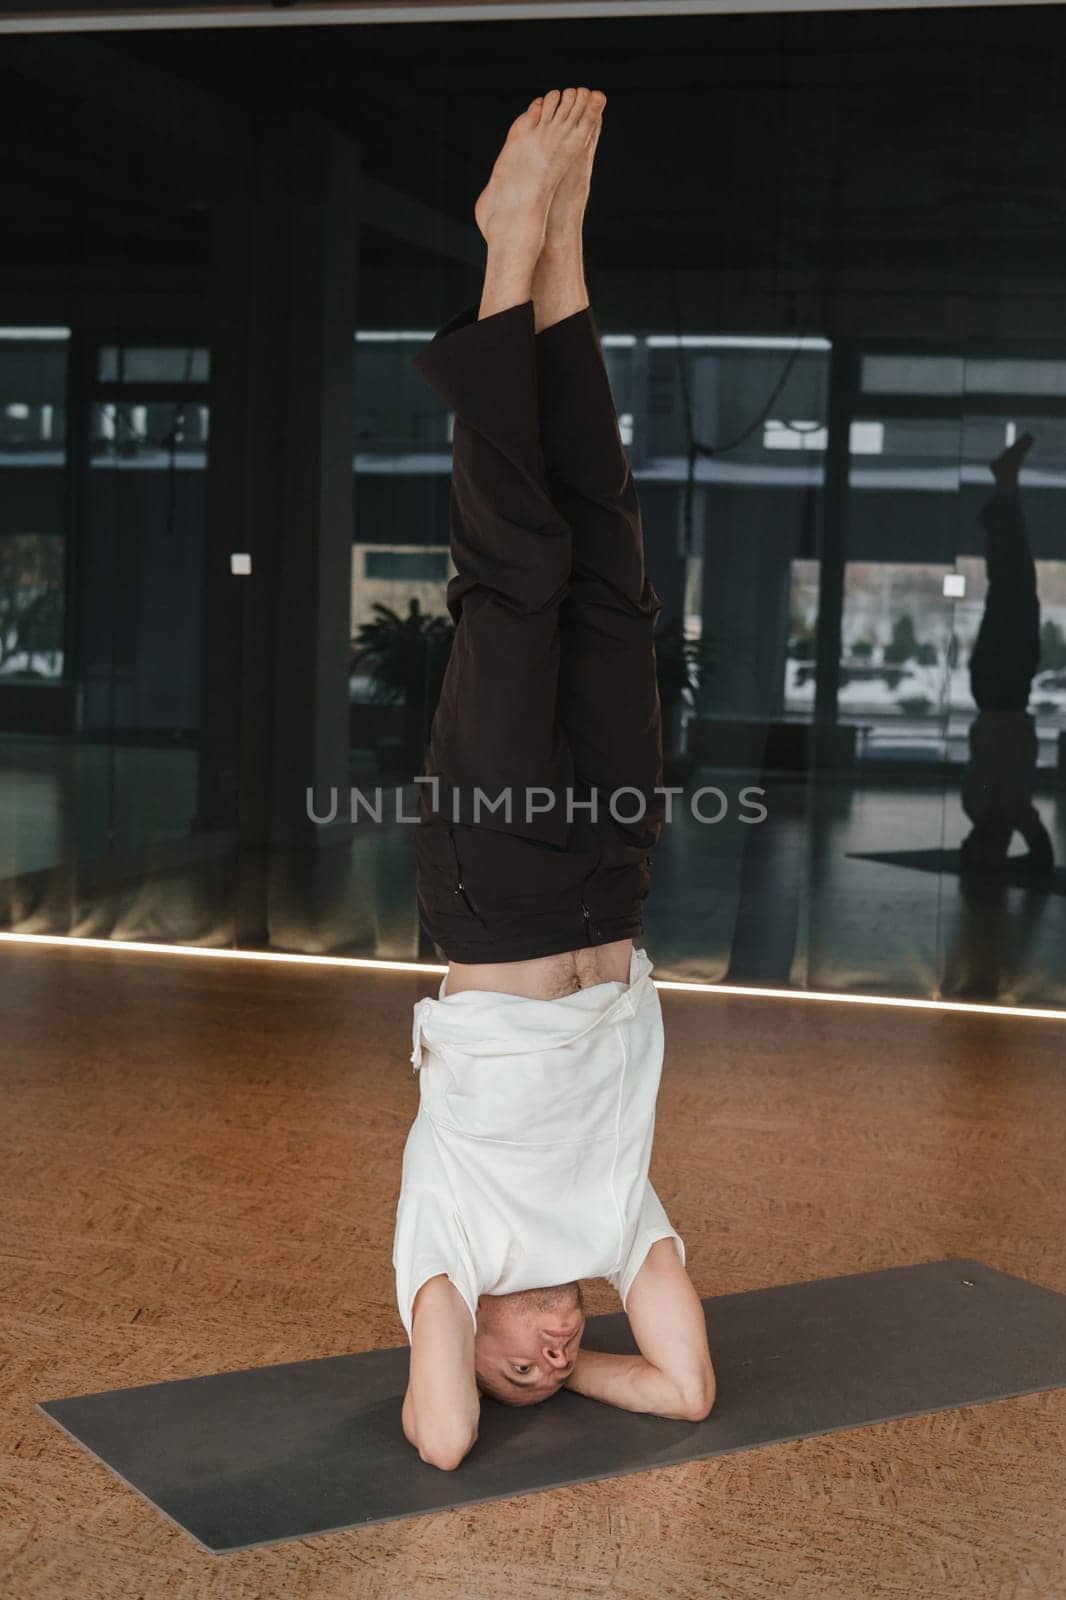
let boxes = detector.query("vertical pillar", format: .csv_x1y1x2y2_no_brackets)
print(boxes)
200,114,360,945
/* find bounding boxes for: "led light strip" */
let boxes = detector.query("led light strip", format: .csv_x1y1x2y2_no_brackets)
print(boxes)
0,929,439,975
1,930,1063,1022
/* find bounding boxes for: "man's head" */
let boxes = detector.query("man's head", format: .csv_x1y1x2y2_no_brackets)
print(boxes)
474,1282,586,1406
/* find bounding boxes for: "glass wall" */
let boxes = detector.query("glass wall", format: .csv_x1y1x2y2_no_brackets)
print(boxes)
0,328,71,912
0,329,68,685
0,125,240,940
4,5,1066,1006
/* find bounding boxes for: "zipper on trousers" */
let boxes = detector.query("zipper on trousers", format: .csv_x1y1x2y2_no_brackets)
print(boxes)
580,845,601,945
455,877,479,918
448,828,481,919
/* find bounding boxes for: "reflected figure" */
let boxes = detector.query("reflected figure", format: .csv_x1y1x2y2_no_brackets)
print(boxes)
960,433,1055,874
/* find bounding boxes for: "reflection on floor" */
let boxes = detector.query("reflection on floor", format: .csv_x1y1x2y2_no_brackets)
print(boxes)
845,847,1066,1006
0,738,200,877
3,736,1066,1008
644,769,1066,1008
0,738,238,946
3,939,1063,1595
850,847,1066,898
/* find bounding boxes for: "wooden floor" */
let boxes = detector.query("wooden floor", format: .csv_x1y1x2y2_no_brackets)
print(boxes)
2,940,1064,1600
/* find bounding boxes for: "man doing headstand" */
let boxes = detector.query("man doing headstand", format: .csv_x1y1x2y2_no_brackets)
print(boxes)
392,87,716,1472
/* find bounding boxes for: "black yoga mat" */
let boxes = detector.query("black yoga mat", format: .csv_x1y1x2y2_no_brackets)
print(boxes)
38,1257,1066,1554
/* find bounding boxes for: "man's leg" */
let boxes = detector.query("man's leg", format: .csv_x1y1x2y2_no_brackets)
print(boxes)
968,440,1041,717
962,434,1053,872
538,317,665,851
532,105,666,869
412,92,625,965
414,90,602,855
416,302,573,853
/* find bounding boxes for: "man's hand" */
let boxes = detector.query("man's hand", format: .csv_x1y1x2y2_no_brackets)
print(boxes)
563,1239,716,1422
402,1274,480,1470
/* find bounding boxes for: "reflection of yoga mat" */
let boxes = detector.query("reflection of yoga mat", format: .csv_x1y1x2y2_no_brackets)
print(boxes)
851,848,1066,897
38,1258,1066,1553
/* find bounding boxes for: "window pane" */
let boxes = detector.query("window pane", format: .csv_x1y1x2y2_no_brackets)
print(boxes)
0,330,69,682
97,346,210,384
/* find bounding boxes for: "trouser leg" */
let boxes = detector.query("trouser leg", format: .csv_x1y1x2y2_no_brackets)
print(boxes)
413,299,575,851
969,489,1041,713
410,299,664,961
410,300,606,963
535,306,666,857
962,491,1051,872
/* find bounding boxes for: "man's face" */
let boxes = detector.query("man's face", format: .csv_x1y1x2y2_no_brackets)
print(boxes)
474,1283,586,1406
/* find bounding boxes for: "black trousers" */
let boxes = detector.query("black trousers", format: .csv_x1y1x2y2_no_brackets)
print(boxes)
411,299,666,964
968,488,1041,713
960,486,1053,867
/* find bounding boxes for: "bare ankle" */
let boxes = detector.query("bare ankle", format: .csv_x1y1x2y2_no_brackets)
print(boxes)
480,282,534,321
534,296,589,334
479,231,543,320
532,249,588,332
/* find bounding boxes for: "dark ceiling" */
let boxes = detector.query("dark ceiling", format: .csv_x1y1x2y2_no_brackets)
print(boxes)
5,6,1066,289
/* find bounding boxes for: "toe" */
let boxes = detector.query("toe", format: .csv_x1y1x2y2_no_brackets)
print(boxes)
541,88,561,119
558,87,578,118
571,87,596,130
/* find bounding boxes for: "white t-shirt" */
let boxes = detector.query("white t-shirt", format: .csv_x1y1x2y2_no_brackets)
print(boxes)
392,944,685,1341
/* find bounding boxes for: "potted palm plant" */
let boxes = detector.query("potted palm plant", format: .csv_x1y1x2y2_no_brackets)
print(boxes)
351,598,454,774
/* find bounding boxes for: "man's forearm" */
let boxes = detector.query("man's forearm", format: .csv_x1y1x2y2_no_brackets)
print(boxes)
563,1348,698,1421
403,1276,480,1470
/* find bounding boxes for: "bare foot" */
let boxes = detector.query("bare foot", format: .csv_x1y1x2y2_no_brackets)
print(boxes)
543,89,606,247
474,88,599,247
990,431,1035,491
530,90,606,332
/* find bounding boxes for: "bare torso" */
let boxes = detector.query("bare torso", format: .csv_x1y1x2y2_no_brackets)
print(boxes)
445,937,633,999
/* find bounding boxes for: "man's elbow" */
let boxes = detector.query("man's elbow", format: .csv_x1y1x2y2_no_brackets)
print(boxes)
414,1425,478,1472
675,1371,717,1423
